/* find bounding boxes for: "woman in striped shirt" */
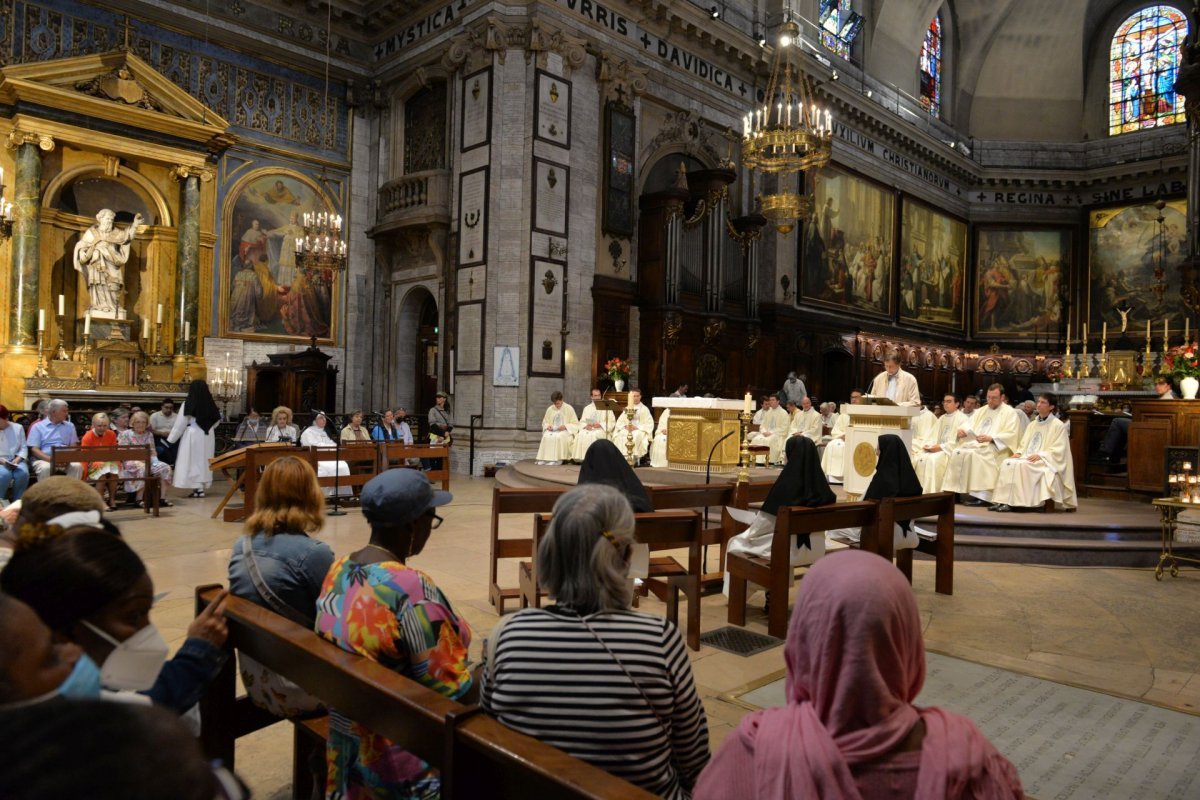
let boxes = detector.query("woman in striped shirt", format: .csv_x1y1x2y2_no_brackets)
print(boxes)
481,483,710,799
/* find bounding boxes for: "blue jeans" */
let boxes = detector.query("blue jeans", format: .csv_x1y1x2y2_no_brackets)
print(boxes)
0,461,30,501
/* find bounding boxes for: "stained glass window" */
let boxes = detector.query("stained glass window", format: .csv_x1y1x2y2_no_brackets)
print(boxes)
919,16,942,116
1109,6,1188,136
819,0,863,59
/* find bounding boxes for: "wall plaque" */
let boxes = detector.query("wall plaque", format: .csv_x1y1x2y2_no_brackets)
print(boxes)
460,67,492,152
533,158,569,236
458,166,489,267
534,70,571,148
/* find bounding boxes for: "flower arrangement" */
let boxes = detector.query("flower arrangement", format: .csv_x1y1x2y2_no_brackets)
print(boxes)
604,357,631,382
1044,365,1064,383
1164,344,1200,380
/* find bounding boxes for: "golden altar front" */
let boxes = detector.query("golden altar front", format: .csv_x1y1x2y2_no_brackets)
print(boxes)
654,397,749,473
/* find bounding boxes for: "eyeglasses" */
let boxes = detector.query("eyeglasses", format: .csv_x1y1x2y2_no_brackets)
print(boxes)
428,511,444,529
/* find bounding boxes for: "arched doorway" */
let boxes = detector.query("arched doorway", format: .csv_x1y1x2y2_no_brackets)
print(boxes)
394,286,439,416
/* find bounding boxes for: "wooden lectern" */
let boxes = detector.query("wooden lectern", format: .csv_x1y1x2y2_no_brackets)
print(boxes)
843,404,923,498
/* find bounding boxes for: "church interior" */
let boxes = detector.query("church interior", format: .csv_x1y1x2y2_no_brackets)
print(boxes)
2,0,1200,797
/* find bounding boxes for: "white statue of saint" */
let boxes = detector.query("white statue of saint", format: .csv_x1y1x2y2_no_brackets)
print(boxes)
73,208,143,319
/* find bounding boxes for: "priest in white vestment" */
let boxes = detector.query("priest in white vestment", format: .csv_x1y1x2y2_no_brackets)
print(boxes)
571,388,617,463
788,396,823,443
649,408,671,468
535,391,578,464
867,353,921,406
990,393,1077,512
750,394,791,464
300,412,351,496
820,390,862,483
940,384,1022,505
909,406,938,457
609,389,653,460
912,393,967,493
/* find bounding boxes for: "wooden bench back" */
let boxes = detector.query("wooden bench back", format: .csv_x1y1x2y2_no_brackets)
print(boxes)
777,501,883,564
51,443,152,468
195,585,656,799
381,442,451,490
491,487,566,558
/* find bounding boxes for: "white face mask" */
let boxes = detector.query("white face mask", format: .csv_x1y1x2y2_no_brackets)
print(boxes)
82,620,169,691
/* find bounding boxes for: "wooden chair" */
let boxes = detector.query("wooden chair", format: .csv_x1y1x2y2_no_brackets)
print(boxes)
51,444,161,516
195,585,654,800
726,501,884,639
520,510,706,650
489,487,566,614
879,492,955,595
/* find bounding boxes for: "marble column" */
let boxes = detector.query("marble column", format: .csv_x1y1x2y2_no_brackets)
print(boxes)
7,136,52,347
173,169,202,356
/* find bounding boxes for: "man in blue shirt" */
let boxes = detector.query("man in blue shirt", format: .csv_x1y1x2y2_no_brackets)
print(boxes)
27,399,82,481
0,405,29,501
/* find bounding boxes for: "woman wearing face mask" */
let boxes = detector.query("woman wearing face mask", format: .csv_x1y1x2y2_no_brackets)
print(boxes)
0,525,230,715
0,593,101,708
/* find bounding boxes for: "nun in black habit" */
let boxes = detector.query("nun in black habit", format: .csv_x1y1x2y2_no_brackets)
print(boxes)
827,433,924,549
576,439,654,513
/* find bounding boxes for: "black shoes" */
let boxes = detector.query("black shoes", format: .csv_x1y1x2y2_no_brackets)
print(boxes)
960,496,988,506
989,503,1014,513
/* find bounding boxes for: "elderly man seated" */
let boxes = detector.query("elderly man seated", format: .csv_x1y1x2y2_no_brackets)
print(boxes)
990,393,1077,512
788,395,823,443
27,399,82,481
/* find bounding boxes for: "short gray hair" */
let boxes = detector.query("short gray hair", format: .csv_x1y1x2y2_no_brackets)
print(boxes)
47,399,68,414
538,484,635,613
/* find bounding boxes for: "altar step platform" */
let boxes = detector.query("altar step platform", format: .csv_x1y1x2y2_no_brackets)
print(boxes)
498,461,1191,568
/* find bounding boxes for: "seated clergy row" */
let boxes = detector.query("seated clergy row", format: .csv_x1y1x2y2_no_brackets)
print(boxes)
912,385,1076,512
536,389,654,465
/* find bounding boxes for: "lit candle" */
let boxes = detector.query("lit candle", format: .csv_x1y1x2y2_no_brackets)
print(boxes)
37,309,44,332
1065,321,1070,343
825,109,831,132
1102,321,1107,343
184,321,190,342
1184,462,1193,471
295,237,303,254
1164,317,1169,342
156,304,163,324
142,318,150,339
1146,319,1151,339
626,391,634,410
83,312,91,335
743,392,753,414
57,294,64,316
1083,323,1087,341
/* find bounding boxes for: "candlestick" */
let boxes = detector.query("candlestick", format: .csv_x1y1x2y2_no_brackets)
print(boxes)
83,312,91,336
738,409,752,484
53,312,68,361
184,321,190,343
156,304,163,324
33,328,49,378
624,407,636,466
57,294,64,316
142,318,150,340
1083,323,1088,342
153,320,166,363
1081,331,1089,378
37,309,44,332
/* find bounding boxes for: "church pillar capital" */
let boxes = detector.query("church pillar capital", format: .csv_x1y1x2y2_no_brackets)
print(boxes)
5,130,55,153
596,54,649,103
169,165,214,183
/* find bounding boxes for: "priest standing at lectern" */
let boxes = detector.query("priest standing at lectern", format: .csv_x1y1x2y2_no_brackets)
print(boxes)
572,388,616,463
535,391,578,465
868,353,921,406
989,393,1077,512
940,383,1022,506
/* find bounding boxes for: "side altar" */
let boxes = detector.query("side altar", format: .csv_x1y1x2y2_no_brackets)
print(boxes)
843,404,923,497
653,397,751,473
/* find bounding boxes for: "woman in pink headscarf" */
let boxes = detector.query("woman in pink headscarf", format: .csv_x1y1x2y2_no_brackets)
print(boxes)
696,550,1022,800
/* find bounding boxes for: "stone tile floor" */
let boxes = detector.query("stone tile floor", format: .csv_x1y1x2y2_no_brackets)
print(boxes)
119,477,1200,799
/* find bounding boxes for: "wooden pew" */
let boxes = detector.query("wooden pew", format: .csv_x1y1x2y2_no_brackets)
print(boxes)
726,501,886,639
195,585,656,800
313,442,380,498
51,444,161,515
488,486,566,614
381,442,451,491
880,492,955,595
519,510,705,649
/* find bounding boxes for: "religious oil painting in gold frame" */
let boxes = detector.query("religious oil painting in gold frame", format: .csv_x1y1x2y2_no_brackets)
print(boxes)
220,168,339,344
800,164,895,319
1087,198,1187,337
973,226,1071,341
899,197,967,332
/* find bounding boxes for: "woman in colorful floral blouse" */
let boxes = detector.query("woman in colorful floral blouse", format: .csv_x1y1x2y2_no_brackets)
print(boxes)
314,468,471,799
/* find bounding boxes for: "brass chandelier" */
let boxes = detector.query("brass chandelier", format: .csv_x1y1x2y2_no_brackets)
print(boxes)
742,18,833,234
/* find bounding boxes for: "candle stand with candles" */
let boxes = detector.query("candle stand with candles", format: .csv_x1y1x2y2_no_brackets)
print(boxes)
624,406,637,467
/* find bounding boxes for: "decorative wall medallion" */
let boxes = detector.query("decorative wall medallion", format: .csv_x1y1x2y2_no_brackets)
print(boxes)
472,79,481,100
549,239,568,259
664,311,682,350
546,168,557,189
608,239,626,273
746,325,761,354
542,270,557,294
853,442,877,477
703,318,725,345
695,353,724,392
464,209,481,228
549,82,559,103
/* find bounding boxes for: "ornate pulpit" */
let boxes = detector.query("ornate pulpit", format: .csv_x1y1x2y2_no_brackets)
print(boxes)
246,343,338,415
843,405,923,497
